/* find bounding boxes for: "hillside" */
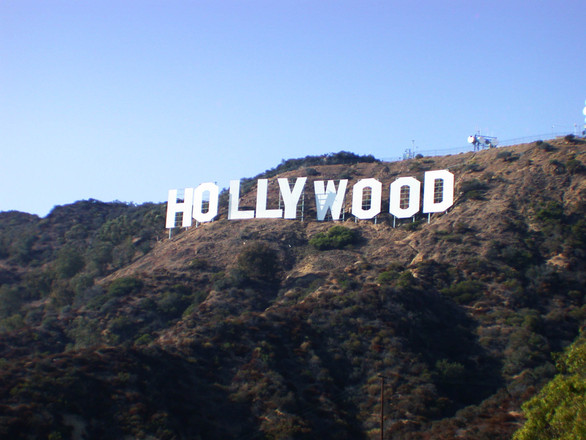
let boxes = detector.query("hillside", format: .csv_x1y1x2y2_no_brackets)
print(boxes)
0,139,585,439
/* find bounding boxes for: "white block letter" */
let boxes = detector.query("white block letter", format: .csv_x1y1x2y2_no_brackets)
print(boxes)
228,180,255,220
389,177,421,218
193,182,219,223
352,178,382,219
256,179,283,219
166,188,194,228
314,180,348,221
423,170,454,213
278,177,307,219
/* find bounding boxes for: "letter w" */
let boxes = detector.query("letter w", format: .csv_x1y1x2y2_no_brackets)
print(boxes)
314,180,348,221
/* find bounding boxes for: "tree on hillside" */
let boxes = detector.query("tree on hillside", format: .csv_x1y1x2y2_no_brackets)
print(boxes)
513,331,585,440
236,241,280,281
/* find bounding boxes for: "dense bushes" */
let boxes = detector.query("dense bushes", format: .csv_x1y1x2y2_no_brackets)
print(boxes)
107,277,144,297
309,225,360,250
236,151,379,195
55,247,85,278
0,201,165,327
263,151,378,178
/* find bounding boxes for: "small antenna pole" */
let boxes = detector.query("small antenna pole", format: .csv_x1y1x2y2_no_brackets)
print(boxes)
583,100,586,136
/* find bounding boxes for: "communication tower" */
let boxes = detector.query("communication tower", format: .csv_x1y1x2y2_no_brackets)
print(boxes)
468,133,498,151
403,140,417,160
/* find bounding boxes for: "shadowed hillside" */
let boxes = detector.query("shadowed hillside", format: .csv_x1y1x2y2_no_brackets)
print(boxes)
1,139,585,439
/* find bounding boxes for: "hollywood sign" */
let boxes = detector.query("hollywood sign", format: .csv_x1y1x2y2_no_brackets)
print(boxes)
166,170,454,228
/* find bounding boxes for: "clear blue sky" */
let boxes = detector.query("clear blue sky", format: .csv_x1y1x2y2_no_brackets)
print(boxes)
1,0,585,216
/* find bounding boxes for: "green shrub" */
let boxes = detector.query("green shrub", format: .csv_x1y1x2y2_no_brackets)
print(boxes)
49,282,75,307
566,155,585,174
460,179,489,200
188,258,209,270
568,219,586,250
535,201,564,222
550,159,566,174
70,273,94,296
0,285,25,319
435,359,466,382
409,161,430,172
434,229,463,243
55,247,85,279
377,270,401,284
107,277,144,297
499,244,534,270
464,162,484,172
87,242,114,275
66,316,102,348
182,302,199,318
309,225,359,250
108,315,135,340
395,270,418,292
336,274,359,291
11,234,36,265
536,140,557,152
404,219,425,231
97,215,136,245
563,134,575,142
134,333,153,346
440,280,484,304
0,313,25,332
521,309,543,332
497,151,520,162
156,290,192,316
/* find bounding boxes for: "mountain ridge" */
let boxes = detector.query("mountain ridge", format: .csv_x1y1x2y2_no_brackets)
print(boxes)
0,137,585,439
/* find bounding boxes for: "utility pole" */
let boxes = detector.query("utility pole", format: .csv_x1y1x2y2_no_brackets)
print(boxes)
379,374,385,440
378,372,399,440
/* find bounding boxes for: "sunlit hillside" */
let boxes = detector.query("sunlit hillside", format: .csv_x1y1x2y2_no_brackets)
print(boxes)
1,137,585,440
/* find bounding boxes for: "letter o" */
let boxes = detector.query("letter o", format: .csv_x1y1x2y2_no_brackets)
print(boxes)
389,177,421,218
193,182,219,223
352,178,382,219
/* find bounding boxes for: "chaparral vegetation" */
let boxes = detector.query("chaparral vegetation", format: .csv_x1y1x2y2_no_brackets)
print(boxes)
0,139,585,439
